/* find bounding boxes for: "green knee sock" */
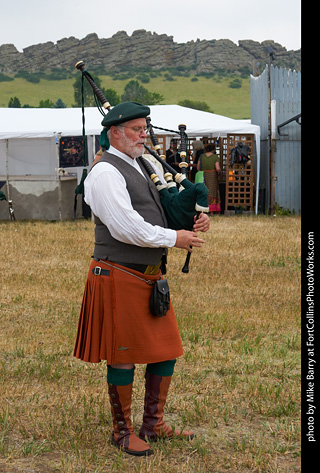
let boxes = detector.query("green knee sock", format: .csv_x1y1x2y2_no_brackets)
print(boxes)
146,359,176,377
107,366,135,385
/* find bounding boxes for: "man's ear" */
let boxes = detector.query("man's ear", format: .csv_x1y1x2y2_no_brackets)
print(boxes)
110,125,122,139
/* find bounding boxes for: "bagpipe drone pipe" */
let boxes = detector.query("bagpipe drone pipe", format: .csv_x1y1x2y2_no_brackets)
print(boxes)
75,61,209,273
142,119,209,272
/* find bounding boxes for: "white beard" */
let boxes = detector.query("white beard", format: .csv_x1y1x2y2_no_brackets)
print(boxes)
118,129,145,159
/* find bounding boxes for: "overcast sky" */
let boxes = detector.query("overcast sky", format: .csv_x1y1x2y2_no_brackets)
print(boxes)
0,0,301,52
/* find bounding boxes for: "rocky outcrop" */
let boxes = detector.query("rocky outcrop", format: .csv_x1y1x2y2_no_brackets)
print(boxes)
0,30,301,74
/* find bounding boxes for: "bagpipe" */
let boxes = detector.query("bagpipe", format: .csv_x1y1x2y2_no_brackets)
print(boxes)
75,61,209,273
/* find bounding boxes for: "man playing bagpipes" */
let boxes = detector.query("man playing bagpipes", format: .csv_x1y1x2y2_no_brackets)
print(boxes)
73,101,210,456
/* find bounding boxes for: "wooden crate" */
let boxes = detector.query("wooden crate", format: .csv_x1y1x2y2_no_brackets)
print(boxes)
225,134,255,212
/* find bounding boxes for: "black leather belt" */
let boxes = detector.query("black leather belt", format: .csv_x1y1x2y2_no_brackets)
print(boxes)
92,267,110,276
93,257,149,274
92,263,147,275
114,262,149,273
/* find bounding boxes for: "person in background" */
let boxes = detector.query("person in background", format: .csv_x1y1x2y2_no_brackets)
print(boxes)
166,138,182,173
73,101,210,457
92,146,104,165
190,140,204,182
197,142,222,214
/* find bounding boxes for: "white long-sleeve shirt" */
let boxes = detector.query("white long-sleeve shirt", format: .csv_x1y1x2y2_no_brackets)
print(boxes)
84,146,177,248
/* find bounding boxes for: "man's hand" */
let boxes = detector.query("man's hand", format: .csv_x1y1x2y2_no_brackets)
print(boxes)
175,230,205,251
193,212,210,233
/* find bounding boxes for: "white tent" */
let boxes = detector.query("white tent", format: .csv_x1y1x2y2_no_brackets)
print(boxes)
0,104,260,139
0,106,260,218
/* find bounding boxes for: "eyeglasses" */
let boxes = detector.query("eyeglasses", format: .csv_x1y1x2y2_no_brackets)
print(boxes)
118,125,148,134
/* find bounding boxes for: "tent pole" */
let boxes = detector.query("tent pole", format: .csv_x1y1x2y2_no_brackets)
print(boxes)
56,133,62,220
255,137,260,215
92,135,95,166
5,139,11,202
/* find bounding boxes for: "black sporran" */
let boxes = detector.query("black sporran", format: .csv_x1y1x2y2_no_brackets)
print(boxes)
149,279,170,317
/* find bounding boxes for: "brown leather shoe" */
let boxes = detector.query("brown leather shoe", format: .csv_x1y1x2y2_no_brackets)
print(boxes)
139,372,194,441
108,383,153,456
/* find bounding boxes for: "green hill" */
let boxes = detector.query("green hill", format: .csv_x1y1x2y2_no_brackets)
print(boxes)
0,73,251,119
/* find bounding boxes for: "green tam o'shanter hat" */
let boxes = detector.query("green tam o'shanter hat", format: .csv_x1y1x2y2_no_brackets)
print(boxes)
100,101,150,149
101,101,150,130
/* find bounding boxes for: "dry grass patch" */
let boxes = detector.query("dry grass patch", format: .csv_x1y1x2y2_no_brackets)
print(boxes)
0,216,300,472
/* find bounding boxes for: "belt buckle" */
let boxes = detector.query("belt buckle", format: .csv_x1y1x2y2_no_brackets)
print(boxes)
93,266,102,276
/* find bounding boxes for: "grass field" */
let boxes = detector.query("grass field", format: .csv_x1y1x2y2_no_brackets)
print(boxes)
0,215,301,472
0,74,251,119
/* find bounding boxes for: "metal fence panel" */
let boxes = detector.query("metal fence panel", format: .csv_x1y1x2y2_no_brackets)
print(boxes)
250,65,301,213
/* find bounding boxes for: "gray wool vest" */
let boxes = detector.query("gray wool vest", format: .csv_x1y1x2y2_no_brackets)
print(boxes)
92,151,168,264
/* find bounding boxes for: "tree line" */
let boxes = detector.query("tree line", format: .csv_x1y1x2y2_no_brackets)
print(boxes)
5,65,247,110
6,76,163,109
7,75,215,112
8,96,67,108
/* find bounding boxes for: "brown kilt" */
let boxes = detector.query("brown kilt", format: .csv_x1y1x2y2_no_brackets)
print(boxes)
73,259,184,364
